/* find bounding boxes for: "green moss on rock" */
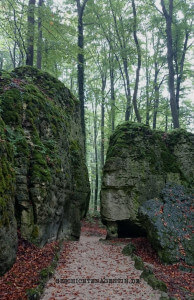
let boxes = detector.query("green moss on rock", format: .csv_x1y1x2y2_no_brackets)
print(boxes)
0,66,90,275
122,242,136,256
138,184,194,265
0,117,17,275
101,121,193,240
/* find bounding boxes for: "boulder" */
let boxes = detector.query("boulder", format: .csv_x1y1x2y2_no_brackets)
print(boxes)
138,184,194,265
0,67,90,274
101,122,193,239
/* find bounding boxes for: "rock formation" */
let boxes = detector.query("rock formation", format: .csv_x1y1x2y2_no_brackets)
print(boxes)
139,183,193,265
0,67,90,275
101,122,194,241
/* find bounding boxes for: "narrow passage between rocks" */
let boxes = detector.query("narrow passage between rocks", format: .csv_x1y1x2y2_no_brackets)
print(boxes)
41,221,161,300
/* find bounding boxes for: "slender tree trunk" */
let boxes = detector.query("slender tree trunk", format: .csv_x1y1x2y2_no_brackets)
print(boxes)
110,62,115,132
8,46,16,69
26,0,36,66
175,32,189,113
132,0,141,123
70,76,73,91
101,76,106,169
44,39,48,67
165,114,168,132
13,42,17,69
145,65,150,125
161,0,179,128
145,35,150,125
76,0,89,151
124,58,132,121
93,101,98,212
153,62,159,129
37,0,43,69
0,57,3,70
108,1,132,121
165,99,169,132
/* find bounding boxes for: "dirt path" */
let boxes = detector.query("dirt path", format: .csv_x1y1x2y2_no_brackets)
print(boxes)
41,226,162,300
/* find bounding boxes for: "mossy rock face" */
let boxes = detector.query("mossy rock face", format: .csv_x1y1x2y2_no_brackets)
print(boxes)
0,67,90,274
100,121,194,239
0,117,17,275
138,184,194,265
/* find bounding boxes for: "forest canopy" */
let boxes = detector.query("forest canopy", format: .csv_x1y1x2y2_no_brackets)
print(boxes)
0,0,193,209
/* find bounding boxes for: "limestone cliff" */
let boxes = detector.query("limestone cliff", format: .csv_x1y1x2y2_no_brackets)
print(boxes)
101,122,193,239
0,117,17,276
0,67,90,275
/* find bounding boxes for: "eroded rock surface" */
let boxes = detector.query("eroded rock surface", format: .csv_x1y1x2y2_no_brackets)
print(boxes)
0,118,17,275
101,122,194,240
139,184,194,265
0,67,90,275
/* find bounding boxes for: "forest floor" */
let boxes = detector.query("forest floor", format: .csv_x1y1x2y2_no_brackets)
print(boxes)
0,218,193,300
41,219,161,300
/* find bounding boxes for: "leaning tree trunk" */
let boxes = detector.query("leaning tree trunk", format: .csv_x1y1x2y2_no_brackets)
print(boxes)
161,0,179,128
26,0,36,66
124,58,132,121
132,0,141,123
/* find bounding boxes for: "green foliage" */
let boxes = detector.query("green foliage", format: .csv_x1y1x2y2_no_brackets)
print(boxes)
133,255,144,270
140,267,167,292
0,0,193,213
122,242,136,256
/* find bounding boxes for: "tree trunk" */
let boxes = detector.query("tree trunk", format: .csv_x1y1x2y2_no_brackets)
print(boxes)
101,76,106,169
132,0,141,123
0,57,3,70
26,0,36,66
76,0,89,151
124,58,132,121
175,31,189,113
110,62,115,132
37,0,44,69
145,35,150,126
145,64,150,125
161,0,179,128
108,2,132,121
153,62,159,129
93,101,98,212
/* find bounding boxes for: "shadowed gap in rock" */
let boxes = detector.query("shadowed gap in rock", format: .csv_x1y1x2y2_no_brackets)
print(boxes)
117,219,146,238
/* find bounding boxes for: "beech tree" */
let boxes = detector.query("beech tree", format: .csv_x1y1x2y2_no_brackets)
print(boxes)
26,0,36,66
160,0,192,128
76,0,90,149
37,0,44,69
0,0,193,211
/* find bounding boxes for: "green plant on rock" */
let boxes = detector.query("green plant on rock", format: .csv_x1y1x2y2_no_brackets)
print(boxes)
122,242,136,256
